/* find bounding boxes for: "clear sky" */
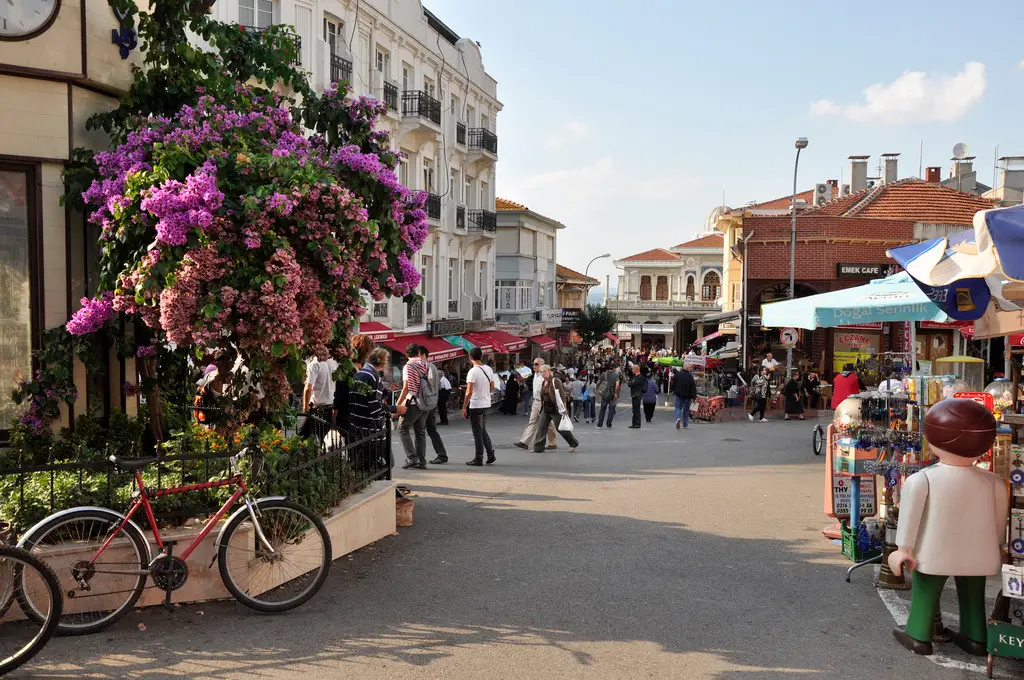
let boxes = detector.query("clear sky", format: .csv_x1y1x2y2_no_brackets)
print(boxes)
424,0,1024,286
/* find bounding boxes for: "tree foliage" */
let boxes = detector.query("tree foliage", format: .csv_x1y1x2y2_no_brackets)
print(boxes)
574,304,617,347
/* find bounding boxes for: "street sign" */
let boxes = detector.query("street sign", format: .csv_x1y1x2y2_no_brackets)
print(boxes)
780,327,798,348
831,477,876,518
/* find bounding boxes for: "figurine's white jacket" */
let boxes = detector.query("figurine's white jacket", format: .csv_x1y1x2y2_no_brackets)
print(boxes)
896,463,1009,575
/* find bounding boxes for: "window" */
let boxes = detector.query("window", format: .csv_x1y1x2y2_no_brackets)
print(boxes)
293,5,311,66
323,18,343,56
639,275,652,301
375,48,390,76
402,63,412,91
239,0,273,28
479,181,489,210
423,76,435,99
422,256,431,299
701,271,721,301
448,258,457,301
478,263,487,308
464,177,472,208
481,113,489,131
450,94,460,117
685,275,695,300
466,104,475,127
537,234,553,259
466,177,476,209
398,156,409,188
656,276,668,301
0,167,38,433
422,159,434,192
452,170,460,202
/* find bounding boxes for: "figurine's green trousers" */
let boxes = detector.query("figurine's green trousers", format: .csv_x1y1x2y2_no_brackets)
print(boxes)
906,572,987,644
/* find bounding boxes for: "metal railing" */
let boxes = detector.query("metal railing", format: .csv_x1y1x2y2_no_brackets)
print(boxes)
373,302,389,317
467,209,497,233
401,91,442,125
608,298,719,310
456,122,466,146
456,205,466,229
425,193,441,220
330,54,352,85
472,301,483,321
407,299,423,325
426,300,433,315
468,128,498,155
0,414,391,534
448,300,459,314
383,82,398,111
241,26,301,65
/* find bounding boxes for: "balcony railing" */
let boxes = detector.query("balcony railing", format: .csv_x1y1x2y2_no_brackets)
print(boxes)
373,302,389,317
401,91,442,125
608,298,719,310
456,122,466,146
468,128,498,155
472,301,483,321
407,299,423,325
448,300,459,314
426,300,433,316
467,209,497,233
456,205,466,229
425,193,441,220
383,82,398,111
330,54,352,85
241,26,301,65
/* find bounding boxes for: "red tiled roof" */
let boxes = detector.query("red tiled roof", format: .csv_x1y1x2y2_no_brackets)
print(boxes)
748,189,815,211
673,233,724,249
806,178,994,224
496,197,527,211
556,264,599,284
620,248,681,262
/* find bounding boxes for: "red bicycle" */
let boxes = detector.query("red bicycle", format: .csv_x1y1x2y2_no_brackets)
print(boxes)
15,446,331,635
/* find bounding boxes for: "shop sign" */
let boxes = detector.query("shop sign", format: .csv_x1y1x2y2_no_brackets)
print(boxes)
835,333,873,349
746,315,761,327
836,263,893,279
779,327,798,348
429,318,465,337
543,308,564,328
525,323,545,337
831,477,876,518
560,308,581,330
953,392,994,411
496,324,523,337
988,621,1024,659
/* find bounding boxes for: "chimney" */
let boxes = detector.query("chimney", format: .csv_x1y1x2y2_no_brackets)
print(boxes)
999,156,1024,192
849,155,869,193
827,179,839,190
951,156,977,194
881,152,900,184
952,156,974,178
926,166,942,183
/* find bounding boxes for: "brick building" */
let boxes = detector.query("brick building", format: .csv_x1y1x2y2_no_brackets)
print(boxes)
719,176,995,379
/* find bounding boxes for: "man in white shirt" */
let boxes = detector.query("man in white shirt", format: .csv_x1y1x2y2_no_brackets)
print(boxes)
515,358,557,449
303,355,338,418
438,370,453,425
761,352,779,374
462,347,497,465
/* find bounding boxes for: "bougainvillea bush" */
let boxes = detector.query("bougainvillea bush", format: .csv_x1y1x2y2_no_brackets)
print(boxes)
66,86,426,424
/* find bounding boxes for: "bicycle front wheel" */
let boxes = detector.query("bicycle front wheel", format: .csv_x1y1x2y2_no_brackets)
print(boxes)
0,546,62,675
218,499,331,613
19,509,149,635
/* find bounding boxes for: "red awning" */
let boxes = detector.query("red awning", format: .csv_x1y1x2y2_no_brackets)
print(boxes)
463,333,495,353
471,330,528,354
605,332,619,343
358,321,395,342
920,320,971,330
692,330,723,346
528,334,557,351
380,334,464,363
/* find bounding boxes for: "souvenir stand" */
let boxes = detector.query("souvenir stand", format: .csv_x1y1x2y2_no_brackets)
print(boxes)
655,355,725,422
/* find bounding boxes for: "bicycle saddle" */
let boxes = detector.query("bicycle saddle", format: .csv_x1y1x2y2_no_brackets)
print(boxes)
108,455,159,471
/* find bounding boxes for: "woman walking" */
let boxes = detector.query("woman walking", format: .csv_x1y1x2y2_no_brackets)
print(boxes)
499,373,521,415
585,375,598,424
642,372,659,423
748,367,771,423
781,368,806,420
533,366,580,452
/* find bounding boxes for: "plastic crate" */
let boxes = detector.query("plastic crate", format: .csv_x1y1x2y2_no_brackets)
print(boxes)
841,521,882,562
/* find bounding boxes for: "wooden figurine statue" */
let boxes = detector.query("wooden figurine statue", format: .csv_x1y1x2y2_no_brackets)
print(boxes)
889,398,1008,656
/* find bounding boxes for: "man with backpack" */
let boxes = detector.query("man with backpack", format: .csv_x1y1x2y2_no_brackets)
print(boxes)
416,346,449,465
672,366,698,429
596,361,622,429
396,344,431,469
642,372,659,423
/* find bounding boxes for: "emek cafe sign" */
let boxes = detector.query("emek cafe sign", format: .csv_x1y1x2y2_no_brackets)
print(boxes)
830,292,930,323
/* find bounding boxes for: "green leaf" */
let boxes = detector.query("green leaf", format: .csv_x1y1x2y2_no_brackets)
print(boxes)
271,341,286,358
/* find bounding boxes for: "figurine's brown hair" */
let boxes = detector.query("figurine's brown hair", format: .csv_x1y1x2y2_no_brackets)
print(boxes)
923,398,996,458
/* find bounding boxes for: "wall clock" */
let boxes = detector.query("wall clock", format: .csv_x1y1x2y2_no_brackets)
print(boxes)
0,0,61,40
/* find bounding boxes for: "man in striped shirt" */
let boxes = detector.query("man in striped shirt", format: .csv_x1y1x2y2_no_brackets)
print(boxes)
348,348,395,472
396,344,431,469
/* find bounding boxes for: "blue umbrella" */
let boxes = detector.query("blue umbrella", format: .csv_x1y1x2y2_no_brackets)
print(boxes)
761,272,947,330
887,205,1024,320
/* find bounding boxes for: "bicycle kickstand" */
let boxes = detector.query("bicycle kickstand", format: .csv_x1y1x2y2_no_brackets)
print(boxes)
161,541,177,612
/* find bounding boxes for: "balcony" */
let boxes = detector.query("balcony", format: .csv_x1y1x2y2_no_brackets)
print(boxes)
373,302,389,318
330,54,352,85
472,301,483,321
456,122,467,146
407,299,423,325
425,193,441,221
241,26,301,65
383,82,398,112
608,298,720,312
456,205,466,230
448,300,459,314
468,128,498,156
467,209,497,233
401,91,441,125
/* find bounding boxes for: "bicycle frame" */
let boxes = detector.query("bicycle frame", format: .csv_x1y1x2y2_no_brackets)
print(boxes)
89,470,249,567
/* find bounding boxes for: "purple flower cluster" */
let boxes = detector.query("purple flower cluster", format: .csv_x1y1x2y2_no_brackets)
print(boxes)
140,163,224,245
136,345,156,358
67,292,115,336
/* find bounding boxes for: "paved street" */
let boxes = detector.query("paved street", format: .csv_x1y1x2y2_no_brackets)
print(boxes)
22,406,1024,679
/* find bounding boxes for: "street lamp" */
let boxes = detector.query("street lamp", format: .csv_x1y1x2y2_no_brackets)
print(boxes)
584,253,612,279
787,137,808,374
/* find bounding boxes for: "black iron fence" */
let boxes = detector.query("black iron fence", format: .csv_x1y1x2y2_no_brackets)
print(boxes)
383,82,398,111
425,192,441,220
0,413,391,535
456,204,466,229
402,90,442,125
330,54,352,84
456,122,466,145
468,128,498,155
467,209,497,233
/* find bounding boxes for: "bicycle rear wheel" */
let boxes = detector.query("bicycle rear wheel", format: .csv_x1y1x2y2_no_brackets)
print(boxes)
812,425,825,456
0,546,62,675
218,499,331,613
18,509,149,635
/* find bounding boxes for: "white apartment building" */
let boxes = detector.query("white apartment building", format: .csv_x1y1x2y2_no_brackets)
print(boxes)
209,0,501,337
